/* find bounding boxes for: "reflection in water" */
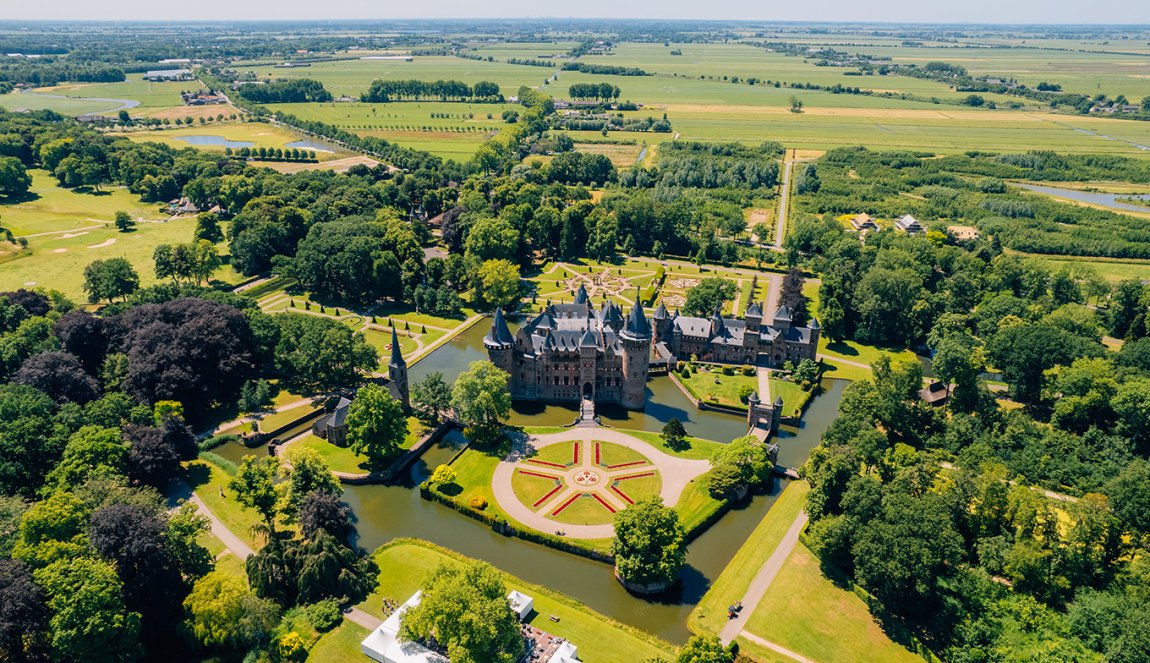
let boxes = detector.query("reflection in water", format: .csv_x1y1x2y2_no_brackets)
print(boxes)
213,319,848,642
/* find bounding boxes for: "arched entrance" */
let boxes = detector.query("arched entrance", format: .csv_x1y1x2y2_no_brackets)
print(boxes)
582,382,593,399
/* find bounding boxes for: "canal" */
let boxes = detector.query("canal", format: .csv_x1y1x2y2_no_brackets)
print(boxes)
218,321,847,642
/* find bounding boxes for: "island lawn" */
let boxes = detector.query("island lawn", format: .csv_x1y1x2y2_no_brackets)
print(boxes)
291,416,424,474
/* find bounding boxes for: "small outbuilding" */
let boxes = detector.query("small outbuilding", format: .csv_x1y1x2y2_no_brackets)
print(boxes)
895,214,924,234
850,213,878,232
507,590,534,621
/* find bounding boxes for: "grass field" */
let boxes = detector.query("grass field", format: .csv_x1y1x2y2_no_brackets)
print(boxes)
354,539,677,663
290,417,422,474
689,480,810,635
0,91,126,115
676,367,757,411
33,74,189,110
0,170,237,298
306,621,369,662
740,543,926,663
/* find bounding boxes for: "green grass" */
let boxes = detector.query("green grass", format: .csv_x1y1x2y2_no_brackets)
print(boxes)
550,493,617,526
623,429,724,461
819,357,874,383
34,74,190,110
354,539,677,663
0,91,126,115
741,543,926,663
689,480,810,636
290,417,422,474
0,169,244,299
818,337,918,368
306,621,370,662
511,468,560,507
768,376,815,419
596,440,647,467
676,367,757,411
186,459,267,551
1022,254,1150,283
112,122,337,157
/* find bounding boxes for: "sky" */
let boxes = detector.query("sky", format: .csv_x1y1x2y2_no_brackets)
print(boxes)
3,0,1149,24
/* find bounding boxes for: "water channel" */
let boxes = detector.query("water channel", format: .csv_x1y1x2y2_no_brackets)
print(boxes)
173,135,256,149
215,321,846,642
1015,182,1150,214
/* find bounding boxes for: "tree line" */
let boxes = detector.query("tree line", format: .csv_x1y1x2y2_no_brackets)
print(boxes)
360,79,503,103
234,78,333,104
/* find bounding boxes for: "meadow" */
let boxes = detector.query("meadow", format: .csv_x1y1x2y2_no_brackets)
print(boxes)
33,74,190,110
110,122,342,158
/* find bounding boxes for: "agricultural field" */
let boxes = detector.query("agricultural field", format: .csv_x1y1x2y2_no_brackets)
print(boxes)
0,90,126,115
33,74,190,110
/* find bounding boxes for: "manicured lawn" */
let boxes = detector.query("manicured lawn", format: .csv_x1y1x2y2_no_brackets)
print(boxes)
819,357,873,382
213,551,249,580
596,440,647,467
768,376,815,419
511,469,560,507
818,336,918,368
551,493,617,526
689,481,809,636
185,459,267,551
306,621,370,662
676,366,757,411
354,539,677,663
291,417,423,474
741,543,926,663
623,429,723,462
112,122,341,158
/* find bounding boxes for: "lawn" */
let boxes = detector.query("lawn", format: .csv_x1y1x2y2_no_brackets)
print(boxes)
306,621,370,662
819,357,874,383
34,74,189,110
818,336,919,368
1022,253,1150,283
1,169,163,237
290,417,423,474
354,539,677,663
622,429,724,462
0,90,126,115
676,366,757,411
768,375,815,419
185,458,268,551
112,122,340,158
689,480,810,636
740,543,927,663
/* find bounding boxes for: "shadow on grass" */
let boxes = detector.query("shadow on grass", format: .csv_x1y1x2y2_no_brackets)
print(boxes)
184,462,211,491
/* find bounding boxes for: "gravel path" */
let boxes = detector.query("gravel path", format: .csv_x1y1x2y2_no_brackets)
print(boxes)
719,511,808,645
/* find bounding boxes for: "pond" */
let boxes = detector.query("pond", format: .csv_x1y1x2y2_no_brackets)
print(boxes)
285,138,338,153
212,321,847,642
1015,182,1150,214
173,135,256,148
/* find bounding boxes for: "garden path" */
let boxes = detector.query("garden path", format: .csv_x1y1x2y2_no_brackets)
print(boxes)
719,510,808,645
491,428,711,539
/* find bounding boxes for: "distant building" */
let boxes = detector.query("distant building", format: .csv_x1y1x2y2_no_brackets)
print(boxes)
918,380,950,407
388,327,410,411
144,69,193,82
850,213,877,232
895,214,924,234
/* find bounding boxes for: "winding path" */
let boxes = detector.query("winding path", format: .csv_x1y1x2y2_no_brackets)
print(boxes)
491,428,711,539
719,511,809,646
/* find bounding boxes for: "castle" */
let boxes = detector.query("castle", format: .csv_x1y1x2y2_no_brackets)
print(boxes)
485,283,819,411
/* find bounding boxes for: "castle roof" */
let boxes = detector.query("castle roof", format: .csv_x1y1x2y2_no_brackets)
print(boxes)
600,300,624,325
621,294,651,340
745,301,762,317
580,328,598,347
711,308,725,334
484,308,514,347
574,283,589,305
809,317,820,330
653,302,669,320
389,327,406,367
774,305,792,321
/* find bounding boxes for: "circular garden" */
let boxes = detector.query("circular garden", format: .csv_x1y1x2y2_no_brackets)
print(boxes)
509,440,662,527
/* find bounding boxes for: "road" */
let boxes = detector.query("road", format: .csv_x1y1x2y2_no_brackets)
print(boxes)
775,153,795,249
719,510,809,646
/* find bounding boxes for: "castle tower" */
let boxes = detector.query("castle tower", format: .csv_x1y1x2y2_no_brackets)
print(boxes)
744,301,762,333
388,326,410,411
652,301,672,345
483,308,515,379
619,293,652,410
807,318,821,360
579,328,598,401
773,305,793,331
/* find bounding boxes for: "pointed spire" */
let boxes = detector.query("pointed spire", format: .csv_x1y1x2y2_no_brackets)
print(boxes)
745,300,761,317
389,326,406,367
574,283,589,305
621,292,651,340
580,328,598,347
653,301,669,320
809,317,821,330
484,308,514,347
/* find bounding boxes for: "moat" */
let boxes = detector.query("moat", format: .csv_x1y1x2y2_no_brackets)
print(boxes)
215,321,846,642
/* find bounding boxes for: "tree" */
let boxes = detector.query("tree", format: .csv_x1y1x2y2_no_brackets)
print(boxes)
124,419,195,489
271,314,377,393
400,562,525,663
33,556,141,663
182,571,280,652
1110,280,1146,338
451,360,512,446
677,634,735,663
612,496,685,590
43,425,128,491
298,491,355,543
53,310,106,373
706,435,773,499
474,259,521,311
411,372,452,424
281,447,339,516
682,277,737,317
193,212,224,244
661,418,688,451
345,383,408,470
13,351,100,403
0,559,49,663
779,267,809,324
464,216,520,263
0,157,31,198
83,258,139,304
1107,459,1150,535
988,323,1100,405
113,211,135,233
294,530,377,604
230,456,279,533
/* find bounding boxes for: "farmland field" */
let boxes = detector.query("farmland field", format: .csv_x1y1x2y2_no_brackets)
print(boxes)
110,122,344,158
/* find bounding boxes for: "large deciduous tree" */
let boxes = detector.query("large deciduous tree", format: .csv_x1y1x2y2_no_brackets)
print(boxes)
270,313,377,393
611,496,685,591
82,258,140,304
345,383,408,470
182,571,280,653
411,371,452,425
451,360,511,446
400,561,525,663
473,259,521,311
0,559,49,662
13,351,100,404
682,277,737,317
33,556,141,663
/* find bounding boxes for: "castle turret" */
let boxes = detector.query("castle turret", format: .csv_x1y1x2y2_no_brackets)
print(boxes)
388,326,410,411
652,301,672,345
744,301,762,333
710,307,725,338
619,294,652,410
773,305,792,331
808,317,821,353
574,283,590,305
484,308,515,377
579,328,598,401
